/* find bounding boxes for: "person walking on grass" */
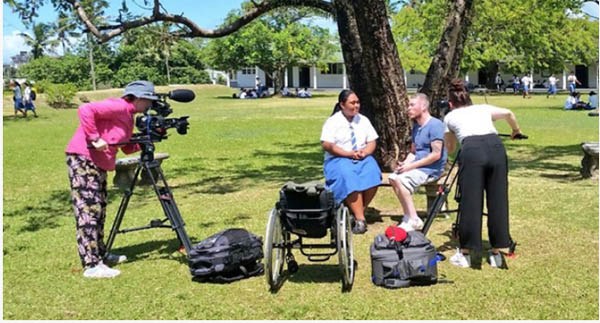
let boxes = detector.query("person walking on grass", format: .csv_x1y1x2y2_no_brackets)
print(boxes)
23,81,38,118
389,93,447,232
65,80,158,278
546,74,558,98
567,71,581,93
521,74,532,99
11,81,26,117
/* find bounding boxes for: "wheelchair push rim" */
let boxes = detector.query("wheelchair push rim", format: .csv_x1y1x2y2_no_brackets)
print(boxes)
336,206,355,292
265,208,286,290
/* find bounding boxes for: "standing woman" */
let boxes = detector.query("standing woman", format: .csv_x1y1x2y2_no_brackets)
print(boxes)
23,81,38,118
65,81,158,278
12,80,25,117
320,90,381,234
444,79,524,269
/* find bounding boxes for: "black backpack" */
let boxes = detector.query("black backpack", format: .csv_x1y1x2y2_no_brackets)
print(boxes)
188,228,264,283
30,90,36,101
370,230,445,288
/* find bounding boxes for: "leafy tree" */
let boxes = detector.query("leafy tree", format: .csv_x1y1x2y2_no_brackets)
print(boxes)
19,22,59,59
53,11,81,55
393,0,599,81
206,11,337,94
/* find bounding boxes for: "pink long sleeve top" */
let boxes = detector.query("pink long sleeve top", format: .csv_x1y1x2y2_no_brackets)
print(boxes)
65,97,140,171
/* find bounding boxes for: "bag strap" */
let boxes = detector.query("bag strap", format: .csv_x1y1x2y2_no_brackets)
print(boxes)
209,263,264,283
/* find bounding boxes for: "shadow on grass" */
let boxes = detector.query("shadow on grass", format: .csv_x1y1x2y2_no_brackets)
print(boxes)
111,237,194,265
167,142,324,195
6,187,123,233
506,143,584,176
287,264,342,284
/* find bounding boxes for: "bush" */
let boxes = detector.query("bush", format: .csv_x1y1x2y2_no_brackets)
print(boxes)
34,80,52,94
19,56,90,89
216,74,227,85
45,83,78,109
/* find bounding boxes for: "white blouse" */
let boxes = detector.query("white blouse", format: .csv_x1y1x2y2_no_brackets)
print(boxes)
320,111,378,161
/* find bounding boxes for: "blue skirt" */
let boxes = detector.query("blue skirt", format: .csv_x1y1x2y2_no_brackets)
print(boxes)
323,155,382,203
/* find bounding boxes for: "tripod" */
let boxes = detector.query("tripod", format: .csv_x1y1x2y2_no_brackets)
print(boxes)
104,142,192,260
421,148,518,256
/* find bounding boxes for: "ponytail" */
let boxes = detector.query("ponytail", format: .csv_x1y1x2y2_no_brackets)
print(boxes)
448,78,472,108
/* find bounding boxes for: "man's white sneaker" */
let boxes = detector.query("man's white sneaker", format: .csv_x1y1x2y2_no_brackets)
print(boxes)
398,217,424,232
488,251,503,268
83,263,121,278
450,249,471,268
105,253,127,264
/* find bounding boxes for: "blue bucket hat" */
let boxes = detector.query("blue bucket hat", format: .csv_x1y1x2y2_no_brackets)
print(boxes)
122,80,159,100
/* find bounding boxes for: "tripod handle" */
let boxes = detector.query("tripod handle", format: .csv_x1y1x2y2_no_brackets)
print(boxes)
498,133,528,140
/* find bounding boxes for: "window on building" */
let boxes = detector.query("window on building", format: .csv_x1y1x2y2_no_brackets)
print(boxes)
241,67,256,75
321,63,344,75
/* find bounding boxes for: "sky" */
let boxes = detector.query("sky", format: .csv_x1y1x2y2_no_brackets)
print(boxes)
2,1,598,65
1,0,337,64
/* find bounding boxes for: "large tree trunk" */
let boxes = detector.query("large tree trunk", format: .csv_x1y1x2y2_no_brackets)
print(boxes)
333,0,411,171
421,0,474,118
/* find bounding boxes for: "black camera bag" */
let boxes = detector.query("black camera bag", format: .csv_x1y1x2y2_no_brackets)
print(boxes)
188,228,264,283
370,231,444,288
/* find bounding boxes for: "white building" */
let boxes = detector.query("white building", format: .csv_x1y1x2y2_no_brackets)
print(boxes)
230,61,598,91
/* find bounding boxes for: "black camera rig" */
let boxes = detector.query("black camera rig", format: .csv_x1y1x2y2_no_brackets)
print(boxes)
131,89,195,162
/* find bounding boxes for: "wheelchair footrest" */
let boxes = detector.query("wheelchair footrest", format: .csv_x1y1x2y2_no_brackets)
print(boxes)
307,255,332,262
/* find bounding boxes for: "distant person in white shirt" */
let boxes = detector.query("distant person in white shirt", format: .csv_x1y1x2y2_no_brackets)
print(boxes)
495,73,503,91
521,75,532,99
546,74,558,98
567,71,581,93
297,87,312,98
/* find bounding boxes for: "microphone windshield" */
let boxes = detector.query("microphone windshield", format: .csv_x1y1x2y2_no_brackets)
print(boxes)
168,89,195,102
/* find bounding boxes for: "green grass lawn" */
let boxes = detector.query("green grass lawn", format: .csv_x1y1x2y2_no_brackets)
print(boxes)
3,85,598,319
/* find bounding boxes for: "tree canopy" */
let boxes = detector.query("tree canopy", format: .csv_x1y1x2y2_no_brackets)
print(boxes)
392,0,599,75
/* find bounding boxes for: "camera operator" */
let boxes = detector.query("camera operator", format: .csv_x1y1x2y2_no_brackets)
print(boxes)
65,80,158,278
444,78,523,270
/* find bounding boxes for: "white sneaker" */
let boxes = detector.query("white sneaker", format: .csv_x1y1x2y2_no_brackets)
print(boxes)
83,263,121,278
105,253,127,264
450,249,471,268
398,216,424,232
488,251,503,268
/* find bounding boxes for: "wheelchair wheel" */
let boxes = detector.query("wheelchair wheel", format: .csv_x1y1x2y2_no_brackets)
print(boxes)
265,208,285,290
336,206,355,292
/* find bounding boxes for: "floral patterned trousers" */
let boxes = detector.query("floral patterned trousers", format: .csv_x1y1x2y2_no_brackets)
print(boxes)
66,154,108,268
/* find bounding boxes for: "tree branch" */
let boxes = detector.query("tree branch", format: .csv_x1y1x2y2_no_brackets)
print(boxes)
66,0,334,43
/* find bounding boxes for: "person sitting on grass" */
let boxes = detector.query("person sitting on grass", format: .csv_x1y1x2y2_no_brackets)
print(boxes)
389,93,447,232
297,87,312,98
320,89,381,234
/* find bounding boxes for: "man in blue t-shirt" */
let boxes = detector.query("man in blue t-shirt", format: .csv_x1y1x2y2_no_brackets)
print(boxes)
389,93,447,232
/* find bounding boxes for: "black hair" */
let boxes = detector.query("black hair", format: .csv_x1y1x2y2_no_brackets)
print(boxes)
331,89,356,116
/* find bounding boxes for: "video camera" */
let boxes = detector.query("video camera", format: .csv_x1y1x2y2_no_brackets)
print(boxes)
133,89,195,143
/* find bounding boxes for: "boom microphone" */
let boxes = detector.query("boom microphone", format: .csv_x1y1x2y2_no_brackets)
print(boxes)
167,89,195,102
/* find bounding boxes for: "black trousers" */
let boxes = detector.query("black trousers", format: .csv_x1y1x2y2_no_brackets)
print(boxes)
458,134,511,250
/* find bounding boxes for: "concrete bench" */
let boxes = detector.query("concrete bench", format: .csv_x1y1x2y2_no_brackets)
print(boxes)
581,143,599,179
113,153,170,190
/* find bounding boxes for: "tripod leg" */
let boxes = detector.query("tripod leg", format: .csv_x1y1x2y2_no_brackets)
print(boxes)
104,163,143,258
143,162,193,253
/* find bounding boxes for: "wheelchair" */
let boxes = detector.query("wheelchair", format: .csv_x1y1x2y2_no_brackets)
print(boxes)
264,181,355,292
